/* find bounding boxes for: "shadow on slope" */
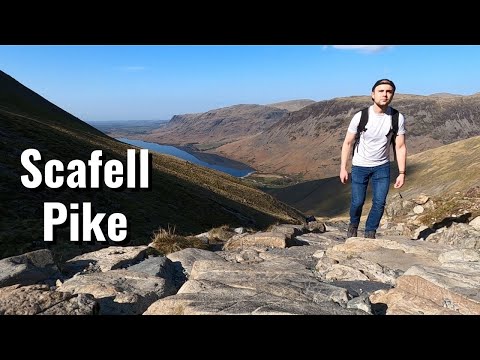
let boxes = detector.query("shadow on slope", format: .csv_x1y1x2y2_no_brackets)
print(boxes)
266,135,480,217
265,162,430,217
0,71,305,261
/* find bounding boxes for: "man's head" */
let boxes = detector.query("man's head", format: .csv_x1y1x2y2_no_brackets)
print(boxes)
372,79,396,93
371,78,395,106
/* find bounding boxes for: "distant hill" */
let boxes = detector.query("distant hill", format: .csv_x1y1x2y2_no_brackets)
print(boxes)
141,104,288,150
214,93,480,180
137,93,480,181
0,70,305,259
265,135,480,217
428,93,462,97
267,99,316,112
88,119,169,137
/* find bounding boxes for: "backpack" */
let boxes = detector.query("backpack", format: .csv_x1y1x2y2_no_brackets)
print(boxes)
352,107,399,160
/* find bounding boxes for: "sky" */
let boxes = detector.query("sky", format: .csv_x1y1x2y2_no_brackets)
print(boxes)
1,45,480,122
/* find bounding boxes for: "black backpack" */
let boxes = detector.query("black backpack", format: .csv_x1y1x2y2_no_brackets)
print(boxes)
352,107,400,160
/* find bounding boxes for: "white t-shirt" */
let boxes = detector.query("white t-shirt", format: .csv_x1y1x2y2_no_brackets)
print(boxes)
347,105,406,167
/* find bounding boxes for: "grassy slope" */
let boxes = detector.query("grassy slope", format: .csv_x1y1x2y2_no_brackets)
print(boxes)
0,71,305,260
266,136,480,217
398,135,480,197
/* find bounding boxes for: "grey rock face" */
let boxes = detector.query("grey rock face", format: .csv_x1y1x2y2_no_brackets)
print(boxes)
0,249,60,288
127,256,179,293
0,284,98,315
57,269,177,315
63,246,149,275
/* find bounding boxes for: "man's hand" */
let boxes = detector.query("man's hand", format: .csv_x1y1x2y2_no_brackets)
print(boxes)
339,169,349,184
394,174,405,188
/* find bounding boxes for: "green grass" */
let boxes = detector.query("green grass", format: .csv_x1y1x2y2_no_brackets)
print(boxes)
243,173,302,188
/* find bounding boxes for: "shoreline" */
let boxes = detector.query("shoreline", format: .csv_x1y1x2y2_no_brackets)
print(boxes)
178,145,255,172
117,137,256,175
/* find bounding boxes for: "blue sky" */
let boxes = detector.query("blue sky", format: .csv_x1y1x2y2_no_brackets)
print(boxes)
1,45,479,122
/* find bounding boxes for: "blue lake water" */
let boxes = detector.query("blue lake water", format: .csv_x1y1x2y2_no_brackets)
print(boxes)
117,138,254,177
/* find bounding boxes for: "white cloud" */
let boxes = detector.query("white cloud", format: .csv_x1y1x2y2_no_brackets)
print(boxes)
332,45,392,53
118,66,146,72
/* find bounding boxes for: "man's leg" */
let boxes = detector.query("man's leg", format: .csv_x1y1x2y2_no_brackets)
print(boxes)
349,166,370,236
365,163,391,237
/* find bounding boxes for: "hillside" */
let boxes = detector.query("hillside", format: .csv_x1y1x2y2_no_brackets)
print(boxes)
215,94,480,180
88,120,169,138
141,104,288,150
265,136,480,217
267,99,315,112
132,93,480,180
0,70,305,260
133,93,480,181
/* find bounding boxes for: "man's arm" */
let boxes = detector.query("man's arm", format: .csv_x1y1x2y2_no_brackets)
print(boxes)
394,134,407,188
340,131,356,184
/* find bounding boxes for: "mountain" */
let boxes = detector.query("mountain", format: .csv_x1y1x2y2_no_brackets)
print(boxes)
136,94,480,181
0,70,305,259
87,120,169,138
214,94,480,180
428,93,462,97
142,104,288,150
267,99,316,112
265,135,480,217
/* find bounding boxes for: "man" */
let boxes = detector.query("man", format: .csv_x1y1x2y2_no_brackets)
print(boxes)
339,79,407,239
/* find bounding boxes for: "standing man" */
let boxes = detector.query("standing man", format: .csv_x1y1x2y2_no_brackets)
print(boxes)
339,79,407,239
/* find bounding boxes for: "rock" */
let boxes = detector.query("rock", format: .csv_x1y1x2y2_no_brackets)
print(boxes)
0,250,59,288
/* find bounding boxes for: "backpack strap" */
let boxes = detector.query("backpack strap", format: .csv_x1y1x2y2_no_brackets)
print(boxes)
352,107,369,156
390,107,399,161
391,107,399,134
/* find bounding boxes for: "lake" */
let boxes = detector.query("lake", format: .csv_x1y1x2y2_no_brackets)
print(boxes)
117,138,255,177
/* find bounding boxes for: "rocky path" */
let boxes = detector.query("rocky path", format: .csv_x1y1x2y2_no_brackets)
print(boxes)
1,211,479,315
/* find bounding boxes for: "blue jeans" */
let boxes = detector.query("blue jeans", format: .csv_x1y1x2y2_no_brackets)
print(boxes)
350,163,390,232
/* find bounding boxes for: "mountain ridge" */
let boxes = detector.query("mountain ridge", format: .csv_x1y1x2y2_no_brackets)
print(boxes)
266,99,316,111
213,93,480,180
124,92,480,181
143,104,288,150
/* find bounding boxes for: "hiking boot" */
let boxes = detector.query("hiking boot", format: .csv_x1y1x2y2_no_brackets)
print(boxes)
347,224,358,238
364,230,376,239
305,215,316,223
